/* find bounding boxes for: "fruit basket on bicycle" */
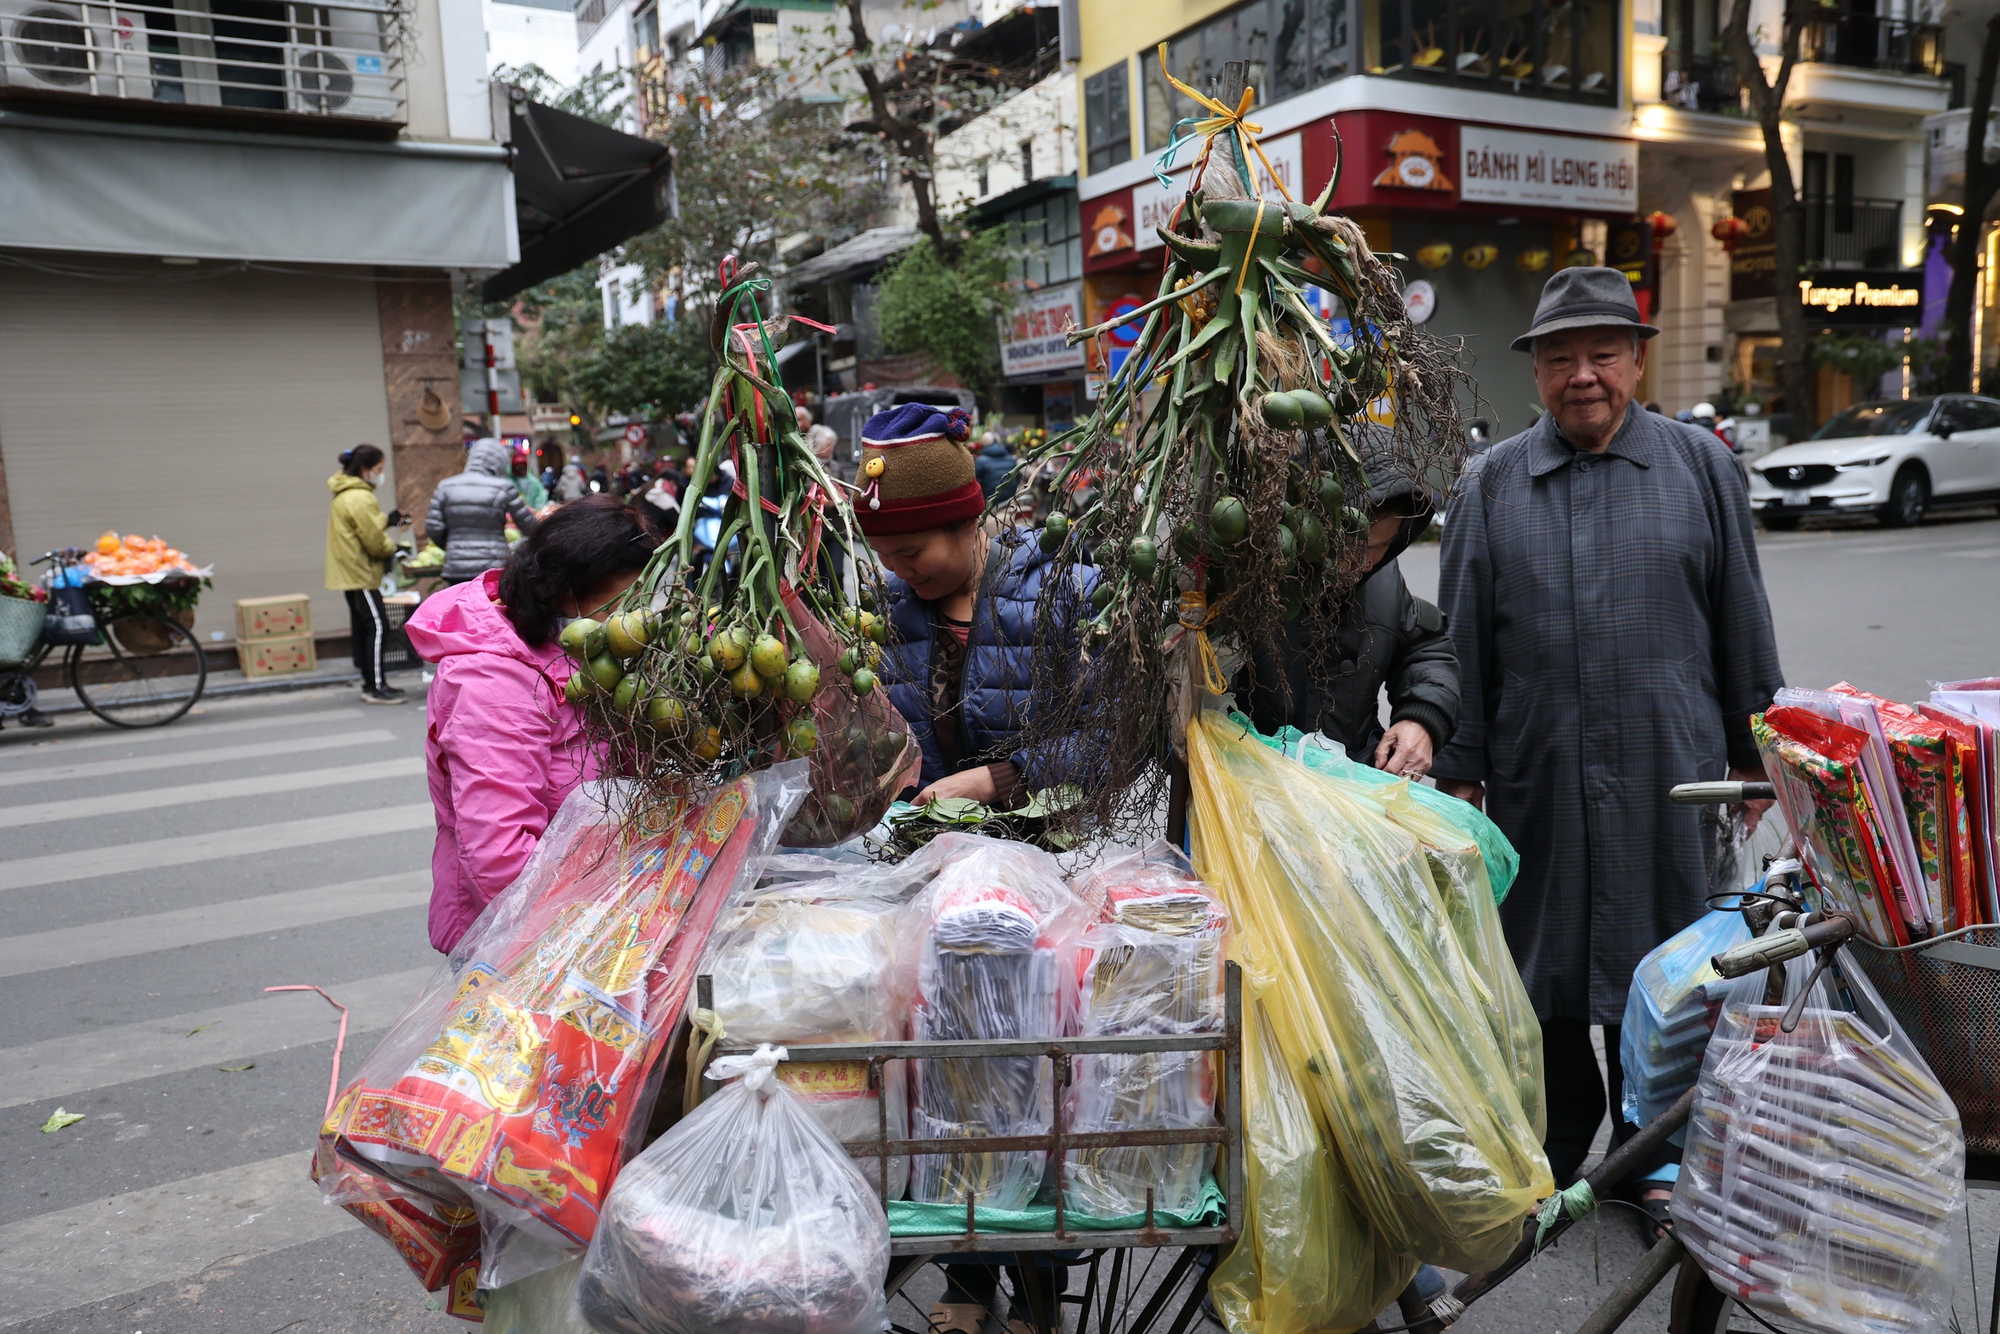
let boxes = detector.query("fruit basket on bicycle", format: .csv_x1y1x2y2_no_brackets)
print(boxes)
0,547,211,728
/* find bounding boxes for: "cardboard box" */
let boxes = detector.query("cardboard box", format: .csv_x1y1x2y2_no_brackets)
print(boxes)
236,594,312,641
237,632,316,677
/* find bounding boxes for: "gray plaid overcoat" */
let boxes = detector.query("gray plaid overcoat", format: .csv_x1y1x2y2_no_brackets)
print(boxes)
1432,409,1785,1023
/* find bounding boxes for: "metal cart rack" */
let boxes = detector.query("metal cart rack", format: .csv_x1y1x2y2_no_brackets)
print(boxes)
694,962,1245,1334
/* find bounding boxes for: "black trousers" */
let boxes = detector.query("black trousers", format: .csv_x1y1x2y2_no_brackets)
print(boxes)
1541,1018,1678,1190
344,588,388,692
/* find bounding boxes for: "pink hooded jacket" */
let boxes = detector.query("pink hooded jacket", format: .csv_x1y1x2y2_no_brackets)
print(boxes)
405,569,596,952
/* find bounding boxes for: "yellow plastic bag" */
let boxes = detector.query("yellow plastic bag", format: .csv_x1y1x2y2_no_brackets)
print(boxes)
1209,997,1416,1334
1190,711,1552,1272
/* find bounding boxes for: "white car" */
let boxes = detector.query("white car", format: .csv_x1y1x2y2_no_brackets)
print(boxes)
1746,395,2000,530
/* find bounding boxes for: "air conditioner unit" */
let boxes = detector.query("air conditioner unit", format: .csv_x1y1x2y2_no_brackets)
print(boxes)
0,0,146,96
285,2,394,118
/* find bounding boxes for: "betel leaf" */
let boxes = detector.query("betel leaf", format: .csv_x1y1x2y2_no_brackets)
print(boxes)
924,797,989,824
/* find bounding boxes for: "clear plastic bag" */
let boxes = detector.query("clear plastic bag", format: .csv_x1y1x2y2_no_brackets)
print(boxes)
321,766,806,1289
778,583,922,846
1618,904,1764,1130
1063,842,1228,1220
906,833,1095,1212
1674,954,1964,1334
703,857,933,1198
1210,1001,1418,1334
575,1044,889,1334
1189,709,1552,1272
484,1256,594,1334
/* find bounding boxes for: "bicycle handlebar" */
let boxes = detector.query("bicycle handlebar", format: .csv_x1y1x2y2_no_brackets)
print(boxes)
1712,914,1855,978
1671,780,1776,805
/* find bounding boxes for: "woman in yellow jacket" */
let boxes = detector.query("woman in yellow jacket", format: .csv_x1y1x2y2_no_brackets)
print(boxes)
326,445,406,704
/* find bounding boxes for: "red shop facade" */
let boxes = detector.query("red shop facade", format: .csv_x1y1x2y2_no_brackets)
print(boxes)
1078,107,1642,440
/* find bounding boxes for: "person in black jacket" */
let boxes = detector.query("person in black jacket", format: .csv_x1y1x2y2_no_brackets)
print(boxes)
1240,426,1457,778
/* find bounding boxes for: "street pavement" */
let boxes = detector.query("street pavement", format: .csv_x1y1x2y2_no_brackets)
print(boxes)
0,509,1995,1333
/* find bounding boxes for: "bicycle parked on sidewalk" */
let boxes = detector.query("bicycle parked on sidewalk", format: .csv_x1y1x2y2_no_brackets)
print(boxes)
0,548,208,729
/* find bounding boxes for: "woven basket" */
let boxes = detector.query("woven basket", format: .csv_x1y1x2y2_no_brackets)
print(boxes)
0,595,47,666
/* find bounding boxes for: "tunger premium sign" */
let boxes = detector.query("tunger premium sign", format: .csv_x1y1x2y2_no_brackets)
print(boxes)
1458,125,1638,212
1797,271,1925,327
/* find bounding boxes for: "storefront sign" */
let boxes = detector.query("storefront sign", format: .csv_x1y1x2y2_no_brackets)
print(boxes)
1728,189,1776,301
1458,126,1637,212
1375,130,1453,191
998,282,1087,379
1133,133,1302,253
1797,271,1926,327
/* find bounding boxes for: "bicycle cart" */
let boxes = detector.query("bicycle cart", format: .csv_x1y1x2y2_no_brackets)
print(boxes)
1420,779,1999,1334
0,548,208,728
692,964,1246,1334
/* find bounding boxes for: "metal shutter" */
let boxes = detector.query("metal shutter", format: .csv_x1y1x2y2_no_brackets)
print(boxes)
0,264,394,647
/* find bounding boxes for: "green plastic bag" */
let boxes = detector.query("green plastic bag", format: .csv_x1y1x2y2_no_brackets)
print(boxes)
1252,721,1519,903
1191,709,1552,1273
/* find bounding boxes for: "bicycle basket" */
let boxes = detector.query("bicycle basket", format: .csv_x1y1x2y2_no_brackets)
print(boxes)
1854,933,2000,1156
42,585,99,647
0,595,46,665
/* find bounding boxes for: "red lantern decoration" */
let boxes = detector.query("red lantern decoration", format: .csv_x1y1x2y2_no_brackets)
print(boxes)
1646,211,1678,252
1710,215,1751,251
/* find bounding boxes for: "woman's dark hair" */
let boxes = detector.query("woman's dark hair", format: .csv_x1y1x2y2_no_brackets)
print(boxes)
498,495,659,646
339,444,385,476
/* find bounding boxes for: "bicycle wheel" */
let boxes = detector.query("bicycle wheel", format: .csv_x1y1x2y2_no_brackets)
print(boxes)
68,612,207,728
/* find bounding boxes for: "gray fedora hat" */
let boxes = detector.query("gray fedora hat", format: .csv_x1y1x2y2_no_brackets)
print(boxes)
1511,265,1661,351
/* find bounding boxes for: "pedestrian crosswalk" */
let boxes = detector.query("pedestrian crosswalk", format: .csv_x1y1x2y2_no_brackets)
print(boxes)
0,687,447,1329
0,803,436,892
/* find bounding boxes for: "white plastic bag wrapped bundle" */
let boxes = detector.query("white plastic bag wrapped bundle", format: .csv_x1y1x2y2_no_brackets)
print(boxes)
907,834,1094,1212
703,861,928,1198
1064,844,1228,1220
575,1045,888,1334
1674,958,1964,1334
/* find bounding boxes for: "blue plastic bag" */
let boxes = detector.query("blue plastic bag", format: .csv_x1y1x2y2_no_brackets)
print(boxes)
1618,898,1763,1130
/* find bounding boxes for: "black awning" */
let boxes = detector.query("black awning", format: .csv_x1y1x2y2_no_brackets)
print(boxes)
481,84,674,303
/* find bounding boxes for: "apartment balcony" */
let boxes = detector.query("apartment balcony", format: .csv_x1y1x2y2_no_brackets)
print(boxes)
1658,51,1744,115
1802,193,1901,268
0,0,407,133
1799,13,1940,78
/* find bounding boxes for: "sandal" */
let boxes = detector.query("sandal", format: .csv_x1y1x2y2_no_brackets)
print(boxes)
929,1303,993,1334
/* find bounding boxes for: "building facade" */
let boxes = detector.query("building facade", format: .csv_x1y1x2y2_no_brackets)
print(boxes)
1071,0,1949,437
0,0,511,644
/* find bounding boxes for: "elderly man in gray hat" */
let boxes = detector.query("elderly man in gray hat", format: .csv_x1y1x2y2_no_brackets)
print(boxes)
1431,267,1785,1239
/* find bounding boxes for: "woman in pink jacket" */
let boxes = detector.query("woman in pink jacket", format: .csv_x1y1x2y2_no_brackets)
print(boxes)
404,495,658,952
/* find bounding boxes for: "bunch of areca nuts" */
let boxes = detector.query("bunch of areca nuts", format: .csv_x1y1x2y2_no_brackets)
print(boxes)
555,588,890,774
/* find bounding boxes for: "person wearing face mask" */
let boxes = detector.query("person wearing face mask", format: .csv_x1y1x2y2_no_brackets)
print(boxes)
1237,423,1458,778
859,403,1098,811
326,444,407,705
404,495,659,953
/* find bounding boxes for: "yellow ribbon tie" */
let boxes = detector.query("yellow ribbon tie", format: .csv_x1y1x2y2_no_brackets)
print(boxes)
1179,590,1230,696
1155,45,1296,209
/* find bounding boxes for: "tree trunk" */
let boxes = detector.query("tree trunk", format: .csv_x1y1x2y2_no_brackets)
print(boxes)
1942,16,2000,393
839,0,952,259
1725,0,1816,428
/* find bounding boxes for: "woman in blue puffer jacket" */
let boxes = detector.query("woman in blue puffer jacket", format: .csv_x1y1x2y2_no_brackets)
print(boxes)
854,402,1095,807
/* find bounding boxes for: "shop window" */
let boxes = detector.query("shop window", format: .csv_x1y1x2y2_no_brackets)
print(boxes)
1367,0,1617,103
1144,0,1349,151
1085,62,1132,172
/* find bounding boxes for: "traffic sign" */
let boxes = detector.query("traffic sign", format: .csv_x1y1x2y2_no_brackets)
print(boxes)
624,423,649,445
